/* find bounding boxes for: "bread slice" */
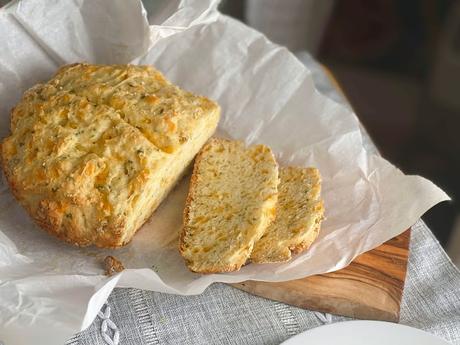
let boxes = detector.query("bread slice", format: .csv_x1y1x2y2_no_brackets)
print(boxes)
179,138,279,273
250,167,324,264
1,63,220,248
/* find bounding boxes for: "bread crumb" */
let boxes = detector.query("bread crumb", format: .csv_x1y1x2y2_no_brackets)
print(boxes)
104,255,125,276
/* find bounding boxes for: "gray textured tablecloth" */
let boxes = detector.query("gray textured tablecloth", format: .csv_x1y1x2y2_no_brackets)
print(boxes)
65,220,460,345
65,53,460,345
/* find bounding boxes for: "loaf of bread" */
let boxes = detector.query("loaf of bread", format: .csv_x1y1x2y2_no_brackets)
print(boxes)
250,167,324,263
1,63,220,248
179,138,279,273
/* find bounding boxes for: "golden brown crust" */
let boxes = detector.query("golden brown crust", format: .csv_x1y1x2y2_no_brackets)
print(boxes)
179,143,204,255
1,63,220,248
289,223,321,256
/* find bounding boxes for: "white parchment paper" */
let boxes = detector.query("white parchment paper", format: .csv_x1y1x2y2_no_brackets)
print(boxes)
0,1,450,344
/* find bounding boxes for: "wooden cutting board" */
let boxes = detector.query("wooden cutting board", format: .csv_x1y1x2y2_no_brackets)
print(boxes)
232,229,410,322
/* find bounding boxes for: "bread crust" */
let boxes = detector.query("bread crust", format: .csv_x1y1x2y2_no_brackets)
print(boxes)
289,224,321,256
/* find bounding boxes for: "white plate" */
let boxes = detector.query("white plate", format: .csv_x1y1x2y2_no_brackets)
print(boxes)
281,321,451,345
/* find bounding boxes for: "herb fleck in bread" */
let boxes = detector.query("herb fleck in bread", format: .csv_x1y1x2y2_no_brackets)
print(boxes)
250,167,324,263
180,138,279,273
1,63,220,248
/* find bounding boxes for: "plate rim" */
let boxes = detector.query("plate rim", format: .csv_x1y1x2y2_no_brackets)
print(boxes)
280,320,451,345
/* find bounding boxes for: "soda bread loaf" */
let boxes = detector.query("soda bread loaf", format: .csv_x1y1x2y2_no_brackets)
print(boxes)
1,63,220,248
179,138,279,273
250,167,324,263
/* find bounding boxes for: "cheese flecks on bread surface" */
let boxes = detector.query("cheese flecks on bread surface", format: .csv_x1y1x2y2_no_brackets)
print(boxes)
251,167,324,263
179,138,279,273
1,63,220,248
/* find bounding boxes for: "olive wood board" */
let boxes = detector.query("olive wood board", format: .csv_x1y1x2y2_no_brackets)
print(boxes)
232,229,411,322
